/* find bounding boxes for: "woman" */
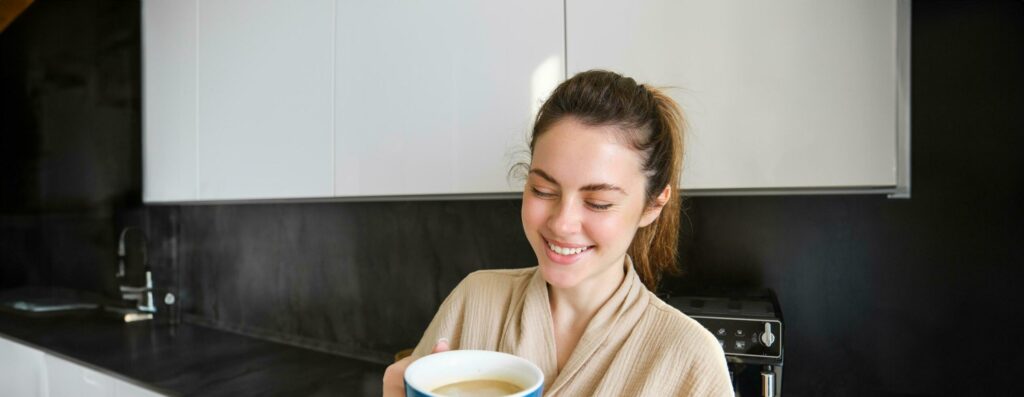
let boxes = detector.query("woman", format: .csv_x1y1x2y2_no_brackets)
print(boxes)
383,70,732,396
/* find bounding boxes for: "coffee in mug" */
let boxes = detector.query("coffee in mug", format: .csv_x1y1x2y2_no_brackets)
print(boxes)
432,378,525,396
404,350,543,397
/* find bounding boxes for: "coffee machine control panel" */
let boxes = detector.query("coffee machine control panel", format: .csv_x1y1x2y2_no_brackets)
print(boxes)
691,316,782,359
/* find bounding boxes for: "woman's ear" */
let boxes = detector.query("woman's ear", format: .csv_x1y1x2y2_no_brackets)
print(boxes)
639,185,672,227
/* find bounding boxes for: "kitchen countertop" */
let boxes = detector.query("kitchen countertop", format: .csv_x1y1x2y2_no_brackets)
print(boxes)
0,312,386,396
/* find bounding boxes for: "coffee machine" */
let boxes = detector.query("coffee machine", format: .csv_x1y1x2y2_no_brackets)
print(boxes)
667,289,784,397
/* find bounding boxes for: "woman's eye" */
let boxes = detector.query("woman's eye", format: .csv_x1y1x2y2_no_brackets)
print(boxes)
530,187,556,198
586,202,613,211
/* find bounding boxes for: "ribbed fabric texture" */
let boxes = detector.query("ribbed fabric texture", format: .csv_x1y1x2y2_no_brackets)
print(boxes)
411,263,734,396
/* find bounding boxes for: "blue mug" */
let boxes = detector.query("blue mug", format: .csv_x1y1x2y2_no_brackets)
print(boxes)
404,350,543,397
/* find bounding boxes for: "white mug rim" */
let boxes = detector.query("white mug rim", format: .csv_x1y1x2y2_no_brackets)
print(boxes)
404,350,544,397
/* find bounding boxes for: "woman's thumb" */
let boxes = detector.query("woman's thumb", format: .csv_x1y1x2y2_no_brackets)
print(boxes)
432,338,450,353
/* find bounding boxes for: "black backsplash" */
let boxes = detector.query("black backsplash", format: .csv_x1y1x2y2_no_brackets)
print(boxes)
1,1,1021,395
163,200,534,362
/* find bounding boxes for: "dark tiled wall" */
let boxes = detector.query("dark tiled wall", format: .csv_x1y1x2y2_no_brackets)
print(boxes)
153,200,534,363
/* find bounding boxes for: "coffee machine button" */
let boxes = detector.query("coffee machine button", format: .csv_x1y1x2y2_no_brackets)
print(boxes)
760,322,776,347
734,340,747,350
716,328,727,337
735,329,746,337
718,339,725,349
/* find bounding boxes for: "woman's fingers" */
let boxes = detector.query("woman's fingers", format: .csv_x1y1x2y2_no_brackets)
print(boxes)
432,337,450,354
382,356,412,397
383,338,451,397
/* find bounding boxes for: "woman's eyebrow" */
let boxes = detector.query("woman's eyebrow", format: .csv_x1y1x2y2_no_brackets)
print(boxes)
529,169,627,195
529,169,559,185
580,183,627,195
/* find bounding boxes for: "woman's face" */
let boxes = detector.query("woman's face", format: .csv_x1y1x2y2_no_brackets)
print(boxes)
522,117,665,292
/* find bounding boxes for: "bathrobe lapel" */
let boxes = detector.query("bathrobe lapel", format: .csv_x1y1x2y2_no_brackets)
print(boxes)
500,259,650,396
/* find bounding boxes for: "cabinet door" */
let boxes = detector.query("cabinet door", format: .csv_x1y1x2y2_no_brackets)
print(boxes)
568,0,901,192
45,354,167,397
334,0,564,196
0,336,48,397
143,0,198,202
45,355,116,397
197,0,335,200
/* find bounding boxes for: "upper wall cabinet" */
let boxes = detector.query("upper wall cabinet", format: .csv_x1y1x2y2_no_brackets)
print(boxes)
143,0,197,202
333,0,563,196
567,0,910,194
145,0,906,202
196,0,335,200
143,0,563,202
144,0,334,202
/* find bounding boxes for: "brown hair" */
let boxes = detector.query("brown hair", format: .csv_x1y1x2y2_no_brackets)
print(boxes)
524,70,684,291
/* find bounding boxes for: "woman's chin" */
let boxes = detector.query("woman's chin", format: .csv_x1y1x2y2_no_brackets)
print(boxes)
538,261,582,290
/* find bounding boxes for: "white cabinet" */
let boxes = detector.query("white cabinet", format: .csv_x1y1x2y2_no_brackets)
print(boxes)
143,0,562,202
46,354,115,397
144,0,908,201
196,0,335,200
142,0,198,202
0,336,48,397
333,0,563,196
45,354,165,397
566,0,910,194
144,0,336,202
0,335,165,397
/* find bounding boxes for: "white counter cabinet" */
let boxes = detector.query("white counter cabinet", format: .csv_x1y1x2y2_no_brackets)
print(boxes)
0,335,164,397
0,335,48,396
46,354,115,397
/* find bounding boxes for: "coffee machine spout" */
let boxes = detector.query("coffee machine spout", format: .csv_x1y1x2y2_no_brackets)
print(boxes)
761,366,775,397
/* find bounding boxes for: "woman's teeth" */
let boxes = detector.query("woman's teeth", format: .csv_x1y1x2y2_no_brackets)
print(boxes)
548,242,589,256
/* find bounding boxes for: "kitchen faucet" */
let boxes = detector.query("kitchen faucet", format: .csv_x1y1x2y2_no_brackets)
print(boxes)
120,270,157,314
112,227,156,322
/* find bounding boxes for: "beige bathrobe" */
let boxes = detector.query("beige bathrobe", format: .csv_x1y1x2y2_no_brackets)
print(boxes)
411,262,733,396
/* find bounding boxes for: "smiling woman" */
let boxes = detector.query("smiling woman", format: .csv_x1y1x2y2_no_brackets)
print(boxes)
521,70,685,294
523,119,665,296
383,70,731,397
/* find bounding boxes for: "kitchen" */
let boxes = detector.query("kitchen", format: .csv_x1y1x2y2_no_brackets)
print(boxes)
1,0,1021,396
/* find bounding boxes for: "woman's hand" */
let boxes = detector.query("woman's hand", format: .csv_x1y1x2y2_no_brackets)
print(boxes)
382,338,451,397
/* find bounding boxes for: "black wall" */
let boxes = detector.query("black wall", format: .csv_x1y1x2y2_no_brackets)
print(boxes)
2,1,1021,396
0,0,140,298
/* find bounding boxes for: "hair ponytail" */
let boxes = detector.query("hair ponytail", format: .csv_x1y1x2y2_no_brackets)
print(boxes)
525,70,686,291
627,87,684,291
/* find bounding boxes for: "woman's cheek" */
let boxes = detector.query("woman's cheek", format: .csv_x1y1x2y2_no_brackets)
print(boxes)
521,197,547,232
588,213,630,249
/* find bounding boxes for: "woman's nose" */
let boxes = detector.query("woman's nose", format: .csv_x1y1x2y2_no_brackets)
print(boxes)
548,200,582,235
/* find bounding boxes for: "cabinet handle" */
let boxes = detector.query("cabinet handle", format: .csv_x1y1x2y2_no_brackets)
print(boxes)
81,369,103,387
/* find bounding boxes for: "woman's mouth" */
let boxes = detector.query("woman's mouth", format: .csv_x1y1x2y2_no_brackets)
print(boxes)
543,238,593,264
